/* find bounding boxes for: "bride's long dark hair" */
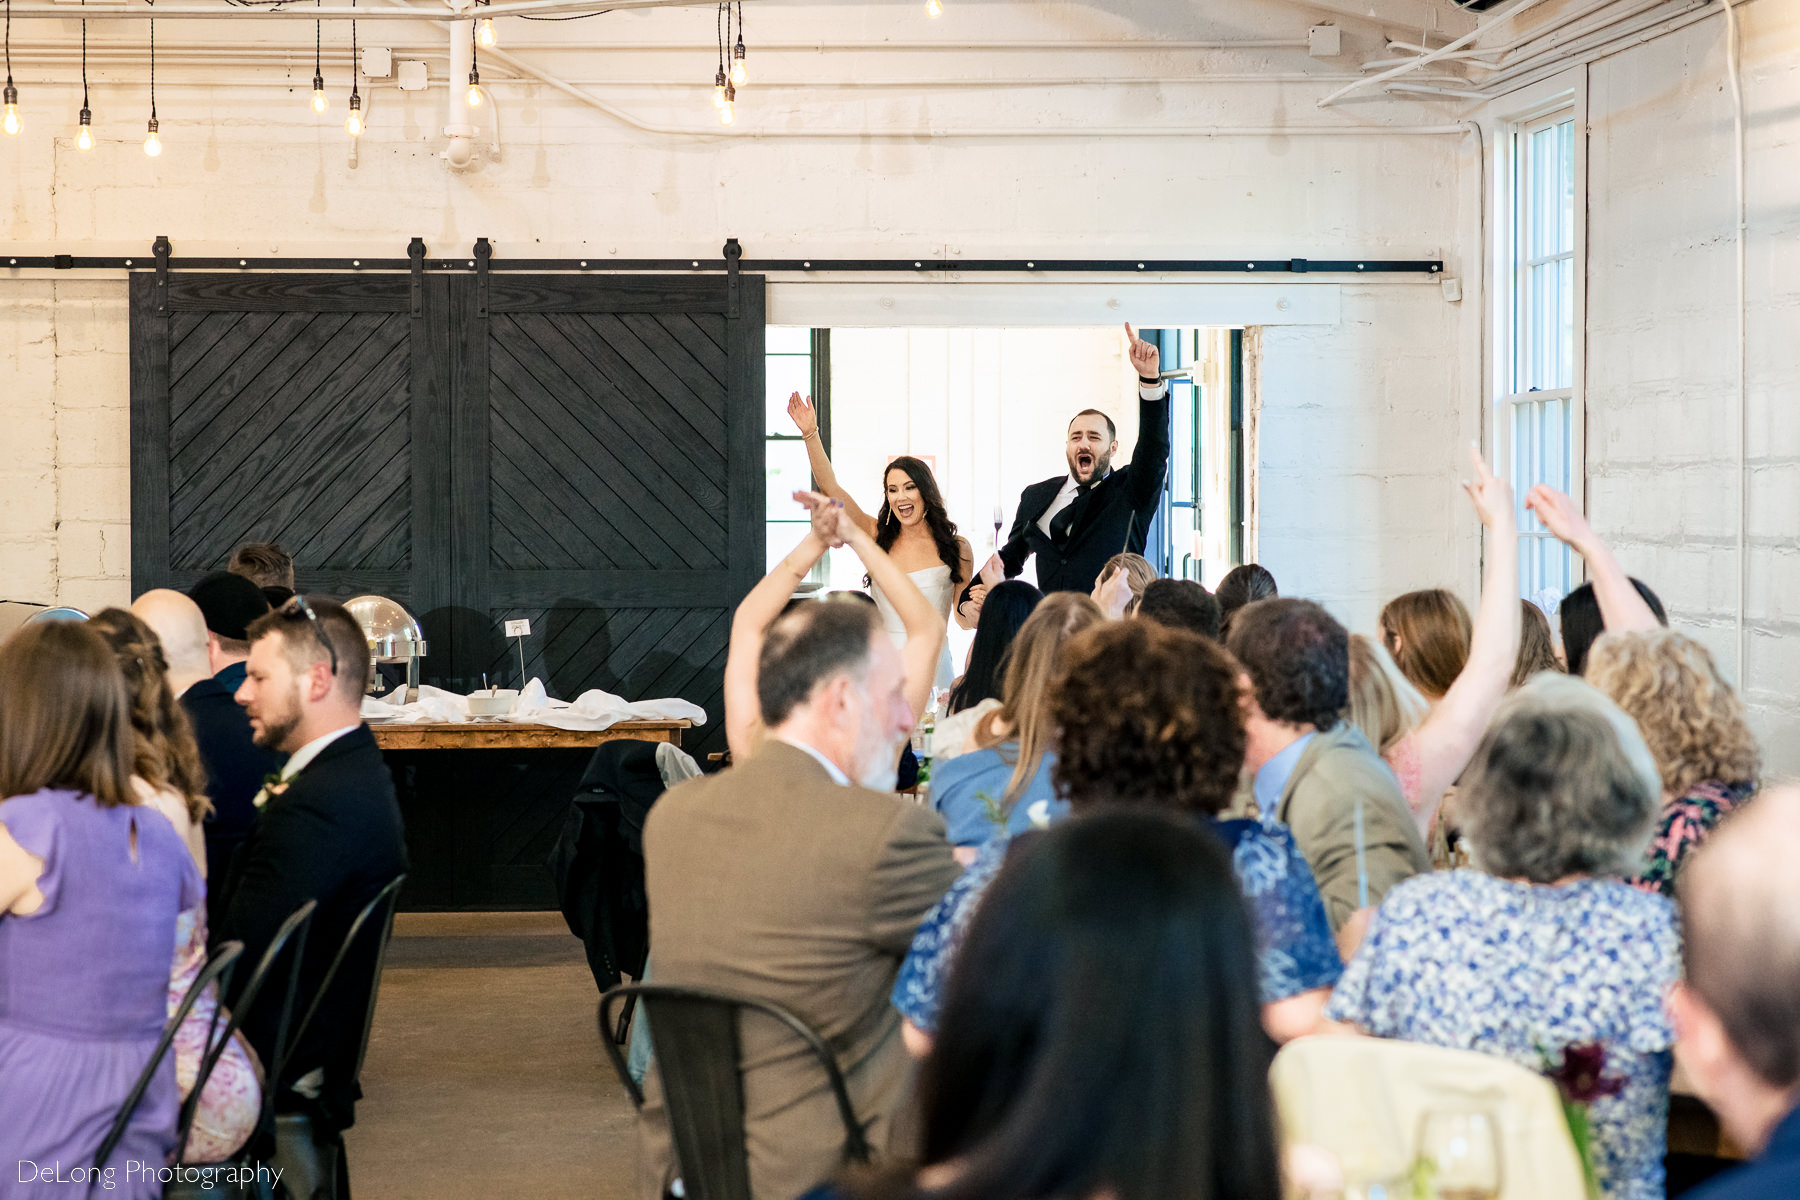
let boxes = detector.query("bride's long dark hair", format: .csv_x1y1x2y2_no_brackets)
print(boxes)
869,456,963,587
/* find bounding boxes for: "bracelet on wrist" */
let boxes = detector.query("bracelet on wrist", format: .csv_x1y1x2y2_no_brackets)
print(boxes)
1138,375,1162,386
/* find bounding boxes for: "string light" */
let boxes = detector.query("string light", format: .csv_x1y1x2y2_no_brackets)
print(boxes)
75,0,91,150
926,0,943,15
719,82,735,126
712,69,726,110
467,21,482,107
477,10,497,49
143,5,159,156
345,3,362,136
311,0,327,113
3,0,19,137
730,1,746,87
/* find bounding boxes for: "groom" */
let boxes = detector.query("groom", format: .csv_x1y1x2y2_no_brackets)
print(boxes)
960,324,1171,611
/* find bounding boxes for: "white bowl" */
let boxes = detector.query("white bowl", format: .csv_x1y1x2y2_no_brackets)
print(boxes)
467,690,518,717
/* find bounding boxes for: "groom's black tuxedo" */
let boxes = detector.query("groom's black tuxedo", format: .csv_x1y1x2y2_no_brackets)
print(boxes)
983,389,1171,595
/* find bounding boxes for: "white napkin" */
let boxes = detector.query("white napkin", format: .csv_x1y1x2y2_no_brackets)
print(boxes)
506,677,707,731
360,683,473,724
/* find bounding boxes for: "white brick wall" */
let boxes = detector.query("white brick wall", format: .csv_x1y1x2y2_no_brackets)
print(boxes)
1585,6,1800,773
0,2,1475,638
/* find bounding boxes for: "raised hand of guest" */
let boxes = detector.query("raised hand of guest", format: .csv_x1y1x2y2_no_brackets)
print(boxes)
1525,483,1660,634
1125,322,1160,381
1462,444,1515,534
794,490,851,548
786,391,821,440
1094,563,1135,620
962,584,989,623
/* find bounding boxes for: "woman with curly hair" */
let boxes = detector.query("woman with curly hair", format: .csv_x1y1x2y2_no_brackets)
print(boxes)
1585,628,1760,897
88,608,263,1163
788,392,976,690
894,619,1342,1054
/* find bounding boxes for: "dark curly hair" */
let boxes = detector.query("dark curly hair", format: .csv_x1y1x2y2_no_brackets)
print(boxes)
1225,598,1347,732
869,456,963,587
1049,620,1247,816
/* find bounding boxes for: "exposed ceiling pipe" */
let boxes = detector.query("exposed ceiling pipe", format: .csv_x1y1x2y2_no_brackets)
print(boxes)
0,0,720,20
1316,0,1561,108
1473,0,1715,87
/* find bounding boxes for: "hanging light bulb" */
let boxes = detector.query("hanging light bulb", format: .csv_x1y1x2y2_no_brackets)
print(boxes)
311,75,328,113
925,0,943,15
2,84,18,137
466,74,482,107
74,4,92,150
345,91,363,136
477,16,497,48
730,41,747,87
310,5,327,112
712,68,727,110
144,115,161,156
144,9,159,155
719,82,735,127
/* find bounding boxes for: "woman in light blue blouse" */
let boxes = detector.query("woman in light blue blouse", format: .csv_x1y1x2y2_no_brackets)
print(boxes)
1326,673,1678,1200
930,594,1104,854
897,618,1341,1053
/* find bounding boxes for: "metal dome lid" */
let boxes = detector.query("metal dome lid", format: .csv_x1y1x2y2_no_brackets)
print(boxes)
342,594,427,663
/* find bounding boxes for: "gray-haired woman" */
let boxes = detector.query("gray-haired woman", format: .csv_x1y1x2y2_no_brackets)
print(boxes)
1325,674,1679,1200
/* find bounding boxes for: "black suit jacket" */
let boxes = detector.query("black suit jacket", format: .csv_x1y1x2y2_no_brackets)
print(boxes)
987,389,1172,595
181,666,283,931
215,723,407,1132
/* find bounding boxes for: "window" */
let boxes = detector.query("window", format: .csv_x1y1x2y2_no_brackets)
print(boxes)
765,328,830,576
1140,328,1240,585
1499,105,1580,606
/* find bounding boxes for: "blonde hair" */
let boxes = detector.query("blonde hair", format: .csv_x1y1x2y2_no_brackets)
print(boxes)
1379,589,1472,700
975,592,1106,811
1512,598,1563,689
1345,633,1430,755
1100,554,1157,615
1585,629,1760,797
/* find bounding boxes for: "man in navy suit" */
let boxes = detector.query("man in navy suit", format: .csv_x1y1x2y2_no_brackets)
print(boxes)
219,595,406,1133
961,324,1171,613
1671,786,1800,1200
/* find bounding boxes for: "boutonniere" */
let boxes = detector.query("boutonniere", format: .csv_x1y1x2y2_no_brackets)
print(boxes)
252,772,292,809
1544,1041,1626,1199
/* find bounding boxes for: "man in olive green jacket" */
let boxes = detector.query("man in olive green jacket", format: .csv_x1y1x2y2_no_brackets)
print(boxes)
1227,598,1428,930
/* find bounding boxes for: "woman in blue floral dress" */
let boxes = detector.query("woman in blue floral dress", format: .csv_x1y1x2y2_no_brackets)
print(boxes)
895,619,1342,1048
1325,674,1680,1200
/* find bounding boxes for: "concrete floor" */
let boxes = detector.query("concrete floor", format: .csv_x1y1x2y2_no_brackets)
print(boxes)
343,912,640,1200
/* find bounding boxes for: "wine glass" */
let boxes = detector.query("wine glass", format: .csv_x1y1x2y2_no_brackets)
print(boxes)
1416,1107,1502,1200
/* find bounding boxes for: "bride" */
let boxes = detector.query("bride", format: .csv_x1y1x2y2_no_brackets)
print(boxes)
788,392,976,690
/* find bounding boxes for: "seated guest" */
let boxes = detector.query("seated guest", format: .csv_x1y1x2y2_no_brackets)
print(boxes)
930,593,1104,853
1585,629,1760,897
724,493,945,763
1135,577,1222,639
1090,551,1155,618
229,540,297,594
824,812,1283,1200
0,621,200,1197
1669,786,1800,1199
896,620,1341,1051
1523,484,1667,675
1326,673,1677,1200
937,580,1043,766
160,578,281,924
1215,561,1277,635
1378,588,1471,704
638,581,959,1200
89,608,262,1162
1346,450,1520,832
1513,598,1563,686
1228,598,1427,930
219,597,406,1134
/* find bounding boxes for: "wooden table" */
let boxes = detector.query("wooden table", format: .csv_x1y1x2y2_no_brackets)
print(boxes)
370,719,689,752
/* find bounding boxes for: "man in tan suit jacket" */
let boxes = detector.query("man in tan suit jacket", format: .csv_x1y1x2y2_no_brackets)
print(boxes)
638,597,959,1200
1227,598,1428,931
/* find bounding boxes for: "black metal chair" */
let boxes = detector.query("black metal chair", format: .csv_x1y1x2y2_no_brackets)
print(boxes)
598,983,873,1200
93,940,245,1173
268,874,408,1200
164,900,318,1199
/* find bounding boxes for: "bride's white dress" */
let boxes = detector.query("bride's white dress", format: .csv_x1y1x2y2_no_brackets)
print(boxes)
871,565,956,692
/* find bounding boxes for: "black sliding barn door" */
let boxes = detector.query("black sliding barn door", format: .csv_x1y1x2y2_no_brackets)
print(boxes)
445,273,764,759
130,273,451,618
132,267,766,907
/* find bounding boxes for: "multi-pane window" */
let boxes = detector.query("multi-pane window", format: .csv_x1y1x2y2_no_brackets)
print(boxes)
1506,112,1577,604
765,328,828,575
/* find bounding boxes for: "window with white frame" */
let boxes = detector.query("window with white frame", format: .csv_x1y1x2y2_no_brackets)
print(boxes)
1502,108,1579,606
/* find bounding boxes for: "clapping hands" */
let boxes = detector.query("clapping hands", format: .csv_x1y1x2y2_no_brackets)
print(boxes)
794,490,856,548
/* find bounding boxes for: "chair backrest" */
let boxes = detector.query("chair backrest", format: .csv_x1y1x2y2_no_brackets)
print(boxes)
95,941,245,1171
1270,1036,1588,1200
175,900,317,1162
598,983,872,1200
287,873,407,1093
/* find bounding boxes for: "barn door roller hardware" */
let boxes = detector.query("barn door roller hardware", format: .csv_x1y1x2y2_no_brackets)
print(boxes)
2,239,1445,276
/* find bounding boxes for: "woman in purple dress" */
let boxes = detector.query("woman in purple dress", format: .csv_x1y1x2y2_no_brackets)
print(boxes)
0,621,201,1199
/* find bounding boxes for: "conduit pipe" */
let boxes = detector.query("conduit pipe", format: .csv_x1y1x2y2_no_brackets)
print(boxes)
1317,0,1562,107
1722,0,1749,685
1473,0,1715,90
0,0,717,20
444,8,477,167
